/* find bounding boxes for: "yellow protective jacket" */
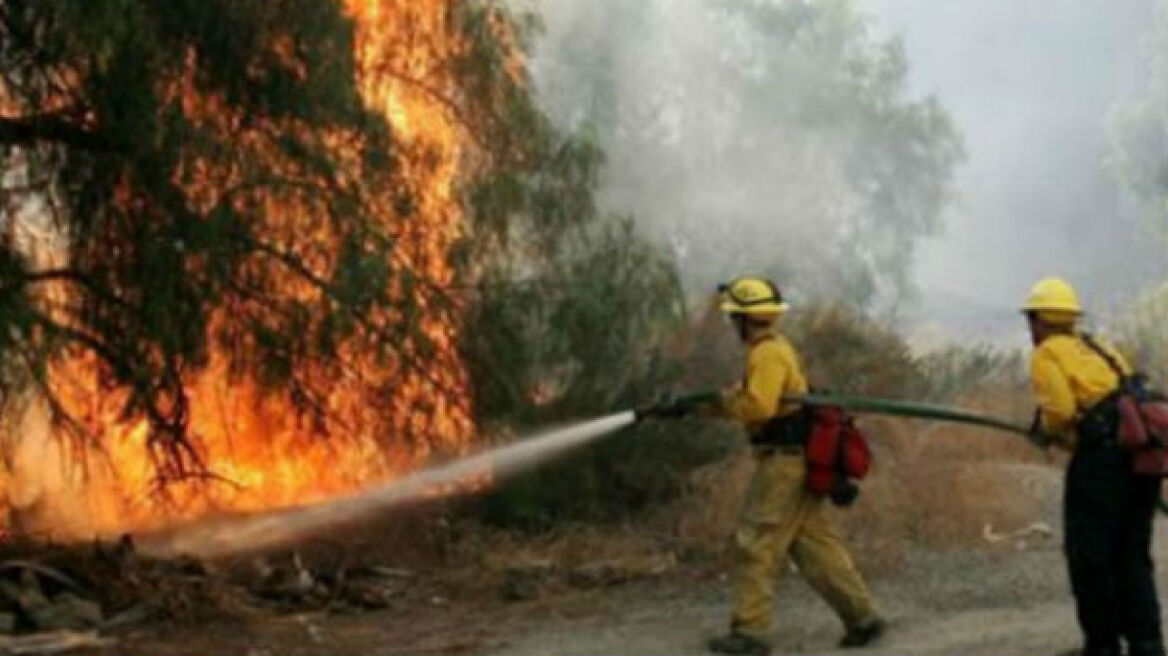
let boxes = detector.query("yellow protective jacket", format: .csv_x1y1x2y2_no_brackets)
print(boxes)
722,332,809,432
720,332,880,635
1030,333,1131,446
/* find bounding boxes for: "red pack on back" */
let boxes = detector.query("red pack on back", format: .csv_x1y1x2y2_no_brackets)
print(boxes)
804,406,871,498
840,421,872,479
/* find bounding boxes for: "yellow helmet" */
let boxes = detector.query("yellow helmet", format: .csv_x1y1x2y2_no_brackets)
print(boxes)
719,277,790,317
1021,277,1082,323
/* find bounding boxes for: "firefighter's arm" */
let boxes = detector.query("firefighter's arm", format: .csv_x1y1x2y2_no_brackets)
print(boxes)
721,347,786,424
1030,350,1077,446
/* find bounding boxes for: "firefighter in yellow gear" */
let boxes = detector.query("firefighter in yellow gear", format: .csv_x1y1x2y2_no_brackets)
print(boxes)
706,277,885,656
1023,277,1163,656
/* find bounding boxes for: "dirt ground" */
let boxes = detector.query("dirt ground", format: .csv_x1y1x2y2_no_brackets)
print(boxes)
95,484,1168,656
95,540,1119,656
70,420,1162,656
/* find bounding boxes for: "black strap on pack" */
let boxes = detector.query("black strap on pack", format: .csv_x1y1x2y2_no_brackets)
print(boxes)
1080,333,1128,381
751,407,812,447
1077,334,1127,446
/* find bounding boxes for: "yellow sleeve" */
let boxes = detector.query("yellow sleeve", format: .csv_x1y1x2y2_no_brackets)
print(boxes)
724,346,786,424
1030,349,1077,438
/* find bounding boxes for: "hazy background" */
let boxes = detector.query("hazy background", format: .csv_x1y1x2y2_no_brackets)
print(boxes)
862,0,1165,343
527,0,1168,346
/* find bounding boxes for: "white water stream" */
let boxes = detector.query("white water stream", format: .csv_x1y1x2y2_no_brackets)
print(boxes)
137,411,637,559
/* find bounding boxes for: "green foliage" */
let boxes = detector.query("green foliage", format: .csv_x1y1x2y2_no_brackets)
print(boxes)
448,0,700,490
786,306,924,397
439,3,717,529
476,302,1022,530
465,219,685,427
462,210,715,531
476,418,735,531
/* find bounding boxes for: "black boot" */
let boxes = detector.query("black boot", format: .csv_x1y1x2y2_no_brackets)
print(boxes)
839,617,887,648
1127,640,1166,656
708,631,771,656
1055,647,1120,656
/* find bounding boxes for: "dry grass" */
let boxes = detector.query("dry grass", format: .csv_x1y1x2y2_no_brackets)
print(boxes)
429,415,1061,594
842,412,1061,570
511,389,1066,579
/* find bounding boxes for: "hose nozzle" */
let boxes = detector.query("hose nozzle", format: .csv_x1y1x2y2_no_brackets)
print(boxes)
634,390,719,422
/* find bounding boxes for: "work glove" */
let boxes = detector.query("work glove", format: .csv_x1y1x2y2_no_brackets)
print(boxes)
1026,408,1055,449
634,392,690,421
634,390,719,421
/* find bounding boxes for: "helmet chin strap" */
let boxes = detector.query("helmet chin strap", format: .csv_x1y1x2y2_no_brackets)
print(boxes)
731,313,772,341
1025,311,1074,344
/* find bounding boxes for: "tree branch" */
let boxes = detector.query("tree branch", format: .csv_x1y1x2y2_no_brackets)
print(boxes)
0,113,110,151
21,268,138,312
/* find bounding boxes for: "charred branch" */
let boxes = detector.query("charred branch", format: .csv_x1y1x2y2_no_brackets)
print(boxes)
0,113,110,151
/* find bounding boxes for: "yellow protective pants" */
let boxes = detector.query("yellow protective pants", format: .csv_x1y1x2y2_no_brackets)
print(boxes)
731,451,877,639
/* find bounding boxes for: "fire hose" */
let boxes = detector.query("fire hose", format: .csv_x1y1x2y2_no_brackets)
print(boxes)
638,390,1030,435
797,392,1034,437
637,390,1168,513
639,389,1045,436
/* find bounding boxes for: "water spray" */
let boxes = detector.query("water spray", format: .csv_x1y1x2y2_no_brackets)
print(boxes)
138,411,638,559
139,391,1041,560
137,390,1049,559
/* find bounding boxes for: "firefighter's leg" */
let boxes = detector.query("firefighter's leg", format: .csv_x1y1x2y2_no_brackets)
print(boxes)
789,499,878,629
729,453,806,640
1064,450,1123,654
1116,472,1163,656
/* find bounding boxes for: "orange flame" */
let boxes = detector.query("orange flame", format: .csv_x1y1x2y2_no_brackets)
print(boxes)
2,0,479,539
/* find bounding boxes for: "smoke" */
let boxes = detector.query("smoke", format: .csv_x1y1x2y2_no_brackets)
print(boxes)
527,0,1166,342
528,0,962,315
860,0,1165,341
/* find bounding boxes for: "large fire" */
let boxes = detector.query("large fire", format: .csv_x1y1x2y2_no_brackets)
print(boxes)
1,1,479,539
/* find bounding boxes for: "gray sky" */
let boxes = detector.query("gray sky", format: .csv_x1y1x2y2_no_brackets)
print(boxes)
860,0,1163,338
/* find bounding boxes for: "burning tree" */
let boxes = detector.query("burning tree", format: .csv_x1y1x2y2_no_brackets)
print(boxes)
0,0,677,536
